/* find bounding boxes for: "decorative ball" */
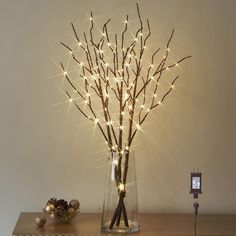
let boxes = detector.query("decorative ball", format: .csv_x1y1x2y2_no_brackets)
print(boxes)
68,207,76,219
69,199,80,211
45,204,55,213
35,216,46,227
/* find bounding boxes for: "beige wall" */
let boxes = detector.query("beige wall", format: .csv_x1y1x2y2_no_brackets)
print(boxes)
0,0,236,235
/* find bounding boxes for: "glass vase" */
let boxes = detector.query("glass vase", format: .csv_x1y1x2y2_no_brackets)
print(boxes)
101,150,139,233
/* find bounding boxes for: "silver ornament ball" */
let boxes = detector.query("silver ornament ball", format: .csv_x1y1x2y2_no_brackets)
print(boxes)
35,216,46,227
69,199,80,211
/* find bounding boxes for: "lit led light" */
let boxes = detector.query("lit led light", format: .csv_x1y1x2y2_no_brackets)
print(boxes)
84,100,88,104
86,93,90,97
166,67,169,70
150,64,154,68
120,150,124,155
135,38,138,41
128,105,132,110
167,48,170,51
140,33,143,36
121,111,125,115
113,159,118,165
128,54,132,58
147,108,150,112
69,51,73,54
151,76,154,80
136,124,141,130
90,17,93,21
135,98,138,102
100,50,103,53
94,118,99,124
118,184,125,191
176,63,179,66
143,46,146,49
120,126,124,130
125,20,128,24
158,101,162,105
69,98,73,103
125,146,129,150
63,71,68,75
107,42,111,46
154,94,157,97
171,85,174,89
80,62,84,66
140,104,144,108
102,33,106,36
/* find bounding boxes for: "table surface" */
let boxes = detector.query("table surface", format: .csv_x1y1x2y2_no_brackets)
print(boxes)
12,212,236,236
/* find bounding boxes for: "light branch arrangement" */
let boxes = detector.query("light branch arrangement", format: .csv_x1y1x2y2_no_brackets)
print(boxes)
60,3,191,229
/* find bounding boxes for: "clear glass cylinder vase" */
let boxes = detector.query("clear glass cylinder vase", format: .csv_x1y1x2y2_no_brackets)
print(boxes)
101,150,139,233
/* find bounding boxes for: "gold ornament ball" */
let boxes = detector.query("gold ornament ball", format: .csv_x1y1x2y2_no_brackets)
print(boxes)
69,199,80,211
35,216,46,227
68,207,76,219
45,204,55,213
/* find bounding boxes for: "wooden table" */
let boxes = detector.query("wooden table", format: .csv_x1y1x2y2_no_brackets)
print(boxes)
12,212,236,236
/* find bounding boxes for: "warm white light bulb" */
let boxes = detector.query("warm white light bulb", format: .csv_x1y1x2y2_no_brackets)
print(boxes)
90,17,93,21
94,118,99,124
167,48,170,51
137,124,141,130
120,150,124,155
147,108,150,112
64,71,68,75
171,85,174,89
150,64,154,68
154,94,157,97
107,42,111,46
140,104,144,108
119,184,125,191
128,105,132,110
120,126,124,130
78,42,82,46
69,98,73,103
158,101,162,105
113,159,118,165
